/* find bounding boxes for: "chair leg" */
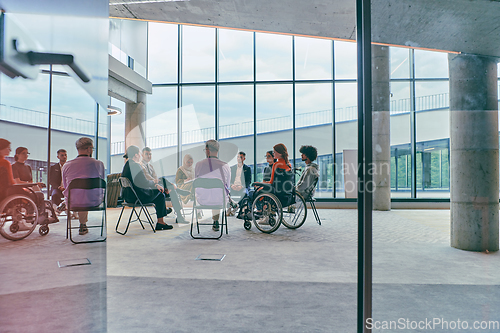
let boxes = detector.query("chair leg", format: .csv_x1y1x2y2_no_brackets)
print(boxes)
310,201,321,225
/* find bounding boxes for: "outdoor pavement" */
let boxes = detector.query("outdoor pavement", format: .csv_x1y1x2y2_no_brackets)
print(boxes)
0,208,499,332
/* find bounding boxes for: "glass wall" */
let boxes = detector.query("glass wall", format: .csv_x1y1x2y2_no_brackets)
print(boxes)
135,21,457,199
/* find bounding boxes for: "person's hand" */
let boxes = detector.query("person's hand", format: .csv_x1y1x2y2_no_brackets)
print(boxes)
58,186,65,191
37,182,46,188
155,184,164,193
231,184,243,191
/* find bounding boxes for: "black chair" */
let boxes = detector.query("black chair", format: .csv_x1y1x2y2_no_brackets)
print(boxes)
66,178,107,244
303,177,321,225
115,177,156,235
190,178,228,240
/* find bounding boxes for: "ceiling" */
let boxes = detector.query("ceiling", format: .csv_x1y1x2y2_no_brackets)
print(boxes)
109,0,500,58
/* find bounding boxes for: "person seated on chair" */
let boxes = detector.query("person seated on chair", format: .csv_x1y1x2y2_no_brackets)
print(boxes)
122,145,173,230
62,137,105,235
0,139,40,230
296,145,319,199
246,143,292,223
194,139,232,232
49,149,67,212
175,154,195,204
228,151,251,216
11,146,46,212
262,150,275,182
141,146,188,224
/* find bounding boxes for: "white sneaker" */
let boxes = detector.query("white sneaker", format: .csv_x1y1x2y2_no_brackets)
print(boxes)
257,216,269,225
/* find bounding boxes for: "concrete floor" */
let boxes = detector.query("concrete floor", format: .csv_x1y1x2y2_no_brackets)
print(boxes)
0,208,499,332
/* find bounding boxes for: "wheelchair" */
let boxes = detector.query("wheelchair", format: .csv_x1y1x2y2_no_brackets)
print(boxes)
241,168,307,234
0,185,59,241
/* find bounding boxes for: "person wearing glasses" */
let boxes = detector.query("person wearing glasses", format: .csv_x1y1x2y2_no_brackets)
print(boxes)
62,137,105,235
11,146,46,213
12,147,45,189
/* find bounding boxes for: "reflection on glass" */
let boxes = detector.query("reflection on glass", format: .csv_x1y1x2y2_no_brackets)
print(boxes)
182,26,215,83
256,84,292,181
334,82,357,198
181,85,215,146
218,29,253,82
390,47,410,79
415,49,449,78
334,40,357,80
296,83,333,197
415,81,449,198
148,23,178,83
295,37,332,81
255,33,292,81
390,81,411,198
147,86,178,149
219,85,254,177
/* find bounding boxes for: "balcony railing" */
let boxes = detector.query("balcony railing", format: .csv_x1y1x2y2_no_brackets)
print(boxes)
0,104,107,137
108,92,453,155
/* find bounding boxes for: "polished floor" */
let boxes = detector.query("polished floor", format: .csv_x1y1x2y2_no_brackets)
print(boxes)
0,208,499,332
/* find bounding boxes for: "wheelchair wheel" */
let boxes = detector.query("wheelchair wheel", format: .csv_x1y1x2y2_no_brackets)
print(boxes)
0,194,38,241
39,225,49,236
243,220,252,230
282,192,307,229
251,192,282,234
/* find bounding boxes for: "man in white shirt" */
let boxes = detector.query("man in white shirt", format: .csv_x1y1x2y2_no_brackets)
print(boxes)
194,139,231,231
62,137,105,235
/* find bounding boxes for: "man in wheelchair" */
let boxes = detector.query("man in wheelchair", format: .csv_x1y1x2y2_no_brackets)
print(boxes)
0,139,58,240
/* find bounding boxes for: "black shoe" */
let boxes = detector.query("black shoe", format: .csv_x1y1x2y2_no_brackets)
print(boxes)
212,220,220,231
165,207,173,215
155,223,173,230
176,189,191,196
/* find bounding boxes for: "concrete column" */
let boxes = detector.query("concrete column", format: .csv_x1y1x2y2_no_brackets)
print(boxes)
372,45,391,211
125,91,147,150
449,53,499,252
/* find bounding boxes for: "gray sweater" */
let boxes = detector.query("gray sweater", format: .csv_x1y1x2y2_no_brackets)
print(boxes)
296,162,319,198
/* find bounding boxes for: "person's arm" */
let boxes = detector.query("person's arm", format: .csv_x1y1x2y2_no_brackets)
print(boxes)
244,165,252,189
296,168,310,192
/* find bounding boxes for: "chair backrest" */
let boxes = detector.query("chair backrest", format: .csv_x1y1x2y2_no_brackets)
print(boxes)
119,176,132,189
193,177,226,208
272,168,295,206
302,176,319,201
67,177,106,210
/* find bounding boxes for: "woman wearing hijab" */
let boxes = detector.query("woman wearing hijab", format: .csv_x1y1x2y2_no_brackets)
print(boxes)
175,154,195,203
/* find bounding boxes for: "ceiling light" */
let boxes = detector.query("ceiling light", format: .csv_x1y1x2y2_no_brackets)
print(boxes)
107,105,122,116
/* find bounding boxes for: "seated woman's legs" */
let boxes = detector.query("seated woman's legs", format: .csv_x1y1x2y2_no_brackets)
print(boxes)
161,178,188,223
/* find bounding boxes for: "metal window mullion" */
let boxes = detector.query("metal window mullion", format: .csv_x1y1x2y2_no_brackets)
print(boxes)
46,65,53,192
332,40,336,198
292,36,296,169
356,0,372,332
215,28,219,140
253,32,257,182
410,48,417,198
177,24,182,168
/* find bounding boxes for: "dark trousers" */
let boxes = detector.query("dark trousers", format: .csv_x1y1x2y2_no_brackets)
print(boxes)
51,188,64,206
151,190,168,218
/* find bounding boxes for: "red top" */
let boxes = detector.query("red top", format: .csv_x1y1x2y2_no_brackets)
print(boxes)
265,157,291,184
0,156,14,187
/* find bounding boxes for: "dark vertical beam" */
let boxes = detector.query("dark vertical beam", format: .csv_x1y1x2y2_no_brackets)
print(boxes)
409,49,417,197
95,103,99,160
177,24,182,168
46,65,53,195
253,32,257,182
292,36,296,169
332,40,336,198
356,0,372,332
215,28,219,140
